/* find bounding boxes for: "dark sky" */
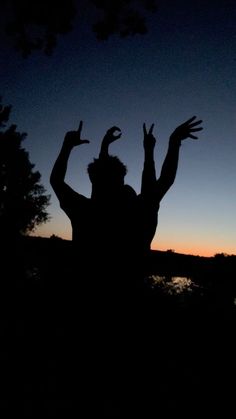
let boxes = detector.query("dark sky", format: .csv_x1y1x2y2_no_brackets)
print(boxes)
1,0,236,256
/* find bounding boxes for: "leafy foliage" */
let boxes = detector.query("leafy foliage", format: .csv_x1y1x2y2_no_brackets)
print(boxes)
0,99,50,237
2,0,158,57
92,0,157,40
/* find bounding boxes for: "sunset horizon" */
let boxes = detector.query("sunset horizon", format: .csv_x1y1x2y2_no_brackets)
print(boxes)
31,227,235,258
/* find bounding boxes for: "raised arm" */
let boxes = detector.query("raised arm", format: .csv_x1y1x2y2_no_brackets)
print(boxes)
156,116,203,201
50,121,90,200
99,126,122,158
141,123,157,197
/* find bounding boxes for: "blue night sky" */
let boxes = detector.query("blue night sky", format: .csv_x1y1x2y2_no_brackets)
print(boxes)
1,0,236,256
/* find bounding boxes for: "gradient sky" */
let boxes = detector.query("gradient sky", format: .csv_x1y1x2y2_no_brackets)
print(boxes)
1,0,236,256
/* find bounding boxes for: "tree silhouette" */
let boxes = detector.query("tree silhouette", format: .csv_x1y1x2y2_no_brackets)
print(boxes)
2,0,158,57
0,99,50,238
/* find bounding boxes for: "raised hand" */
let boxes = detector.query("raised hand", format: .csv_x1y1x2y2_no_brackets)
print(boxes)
64,120,90,147
102,126,122,146
143,123,156,152
170,116,203,143
99,126,122,158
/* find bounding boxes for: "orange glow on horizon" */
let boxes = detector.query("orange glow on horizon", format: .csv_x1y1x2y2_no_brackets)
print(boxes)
151,243,213,257
34,221,236,258
151,241,236,257
34,230,235,258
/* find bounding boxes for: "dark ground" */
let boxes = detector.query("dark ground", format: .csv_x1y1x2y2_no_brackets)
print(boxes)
1,236,236,417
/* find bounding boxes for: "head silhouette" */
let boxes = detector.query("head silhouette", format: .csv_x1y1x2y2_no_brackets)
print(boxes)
87,155,127,195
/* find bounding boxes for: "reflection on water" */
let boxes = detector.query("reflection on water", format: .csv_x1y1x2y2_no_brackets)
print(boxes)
25,266,40,281
147,275,199,295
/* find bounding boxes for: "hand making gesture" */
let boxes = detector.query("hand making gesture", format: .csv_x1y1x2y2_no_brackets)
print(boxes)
170,116,203,144
99,126,122,158
143,123,156,152
64,120,90,148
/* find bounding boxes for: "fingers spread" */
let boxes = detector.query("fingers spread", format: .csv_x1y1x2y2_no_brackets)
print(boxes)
143,123,154,135
189,120,203,128
190,127,203,132
149,123,155,134
184,116,196,125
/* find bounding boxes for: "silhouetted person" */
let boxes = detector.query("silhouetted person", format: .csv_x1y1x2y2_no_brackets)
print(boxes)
50,116,203,414
50,116,203,287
